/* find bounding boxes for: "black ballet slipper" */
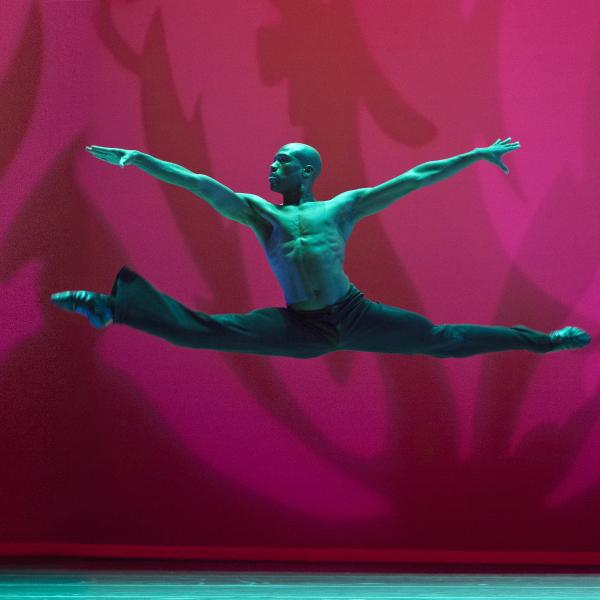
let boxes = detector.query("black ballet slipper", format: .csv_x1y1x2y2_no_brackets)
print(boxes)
50,290,114,329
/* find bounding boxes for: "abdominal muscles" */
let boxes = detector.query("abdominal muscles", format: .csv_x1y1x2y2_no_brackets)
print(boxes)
266,225,350,307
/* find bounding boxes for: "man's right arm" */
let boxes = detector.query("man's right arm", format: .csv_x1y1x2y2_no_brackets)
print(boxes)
130,151,199,190
86,146,258,226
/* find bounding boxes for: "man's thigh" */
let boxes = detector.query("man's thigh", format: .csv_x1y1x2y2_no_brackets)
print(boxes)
339,300,435,354
210,307,336,358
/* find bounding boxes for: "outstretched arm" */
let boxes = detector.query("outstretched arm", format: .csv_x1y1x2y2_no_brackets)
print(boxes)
347,138,520,222
85,146,259,225
412,137,519,184
86,146,201,189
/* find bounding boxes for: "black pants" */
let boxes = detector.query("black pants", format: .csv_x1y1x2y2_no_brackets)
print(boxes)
111,267,554,359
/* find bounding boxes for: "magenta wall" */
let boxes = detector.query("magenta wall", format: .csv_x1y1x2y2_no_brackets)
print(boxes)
1,0,599,564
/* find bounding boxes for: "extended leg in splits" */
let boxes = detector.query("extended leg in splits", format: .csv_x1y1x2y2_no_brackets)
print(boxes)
54,138,591,360
335,298,575,357
51,267,338,359
51,267,591,358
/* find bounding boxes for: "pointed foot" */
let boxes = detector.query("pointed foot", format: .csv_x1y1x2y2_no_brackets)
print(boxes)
50,290,114,329
548,326,591,351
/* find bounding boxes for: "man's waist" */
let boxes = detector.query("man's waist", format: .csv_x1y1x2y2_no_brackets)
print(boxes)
287,281,359,312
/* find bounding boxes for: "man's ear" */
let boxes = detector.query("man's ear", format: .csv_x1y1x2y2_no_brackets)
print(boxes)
303,165,314,177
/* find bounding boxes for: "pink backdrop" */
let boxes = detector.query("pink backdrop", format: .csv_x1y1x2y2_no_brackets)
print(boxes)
1,0,599,564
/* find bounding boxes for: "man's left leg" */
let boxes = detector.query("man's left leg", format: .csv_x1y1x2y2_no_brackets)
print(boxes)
51,267,339,358
338,298,590,357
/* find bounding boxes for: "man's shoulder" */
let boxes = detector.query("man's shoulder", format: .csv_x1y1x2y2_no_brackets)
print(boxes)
329,188,369,203
237,193,277,234
238,193,277,215
238,192,270,205
327,188,368,222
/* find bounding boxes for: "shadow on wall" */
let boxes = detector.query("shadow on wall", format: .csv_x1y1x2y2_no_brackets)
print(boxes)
258,0,437,385
0,135,303,546
94,1,410,504
0,2,42,177
0,0,597,552
257,0,600,551
89,0,600,550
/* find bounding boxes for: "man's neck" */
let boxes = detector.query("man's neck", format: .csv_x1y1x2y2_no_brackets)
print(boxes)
281,188,315,206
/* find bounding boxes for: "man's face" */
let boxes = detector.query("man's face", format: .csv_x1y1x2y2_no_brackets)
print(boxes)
269,147,304,193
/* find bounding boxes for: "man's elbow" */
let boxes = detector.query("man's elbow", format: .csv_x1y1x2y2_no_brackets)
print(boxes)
407,170,426,189
191,173,210,194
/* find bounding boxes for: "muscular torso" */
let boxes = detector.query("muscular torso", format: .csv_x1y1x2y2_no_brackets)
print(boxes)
246,195,357,309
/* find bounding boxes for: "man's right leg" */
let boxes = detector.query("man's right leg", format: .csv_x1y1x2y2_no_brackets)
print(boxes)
51,267,335,359
339,298,590,356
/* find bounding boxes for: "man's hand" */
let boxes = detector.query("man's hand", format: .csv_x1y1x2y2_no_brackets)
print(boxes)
479,137,521,174
86,145,136,168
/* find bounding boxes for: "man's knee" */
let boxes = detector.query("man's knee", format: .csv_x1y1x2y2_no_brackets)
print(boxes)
431,324,465,342
424,324,466,357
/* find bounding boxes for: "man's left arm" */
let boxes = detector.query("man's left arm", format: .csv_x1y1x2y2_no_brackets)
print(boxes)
348,137,520,222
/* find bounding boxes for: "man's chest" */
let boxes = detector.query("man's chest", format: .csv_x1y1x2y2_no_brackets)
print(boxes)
262,201,353,242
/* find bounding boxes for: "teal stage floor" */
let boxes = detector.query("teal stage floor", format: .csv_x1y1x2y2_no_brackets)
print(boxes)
1,569,600,599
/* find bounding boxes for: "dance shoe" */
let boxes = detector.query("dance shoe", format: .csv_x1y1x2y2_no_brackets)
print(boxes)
548,326,591,351
50,290,114,329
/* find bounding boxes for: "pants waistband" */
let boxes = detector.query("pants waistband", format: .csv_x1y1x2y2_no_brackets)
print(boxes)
287,283,363,314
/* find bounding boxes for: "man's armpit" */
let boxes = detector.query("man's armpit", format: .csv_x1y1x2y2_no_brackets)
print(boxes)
330,189,367,226
242,194,274,237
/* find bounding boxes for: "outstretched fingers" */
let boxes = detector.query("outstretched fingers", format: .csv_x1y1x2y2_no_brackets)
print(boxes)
86,145,112,155
86,146,109,158
493,139,521,153
492,137,520,148
85,145,121,164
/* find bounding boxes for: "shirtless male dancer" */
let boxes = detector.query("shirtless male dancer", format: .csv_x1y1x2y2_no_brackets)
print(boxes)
51,139,590,358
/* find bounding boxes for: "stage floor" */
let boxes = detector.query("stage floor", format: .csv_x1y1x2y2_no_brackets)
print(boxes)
0,569,600,599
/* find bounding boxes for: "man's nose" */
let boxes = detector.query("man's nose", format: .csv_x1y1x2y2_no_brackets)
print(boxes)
270,163,277,172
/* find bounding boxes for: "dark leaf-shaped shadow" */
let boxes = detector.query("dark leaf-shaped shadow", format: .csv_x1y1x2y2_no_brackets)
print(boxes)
258,0,438,386
0,1,42,178
0,136,314,545
447,22,600,550
257,0,508,508
93,2,396,490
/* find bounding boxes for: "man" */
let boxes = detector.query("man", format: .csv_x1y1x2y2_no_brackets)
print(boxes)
51,140,590,358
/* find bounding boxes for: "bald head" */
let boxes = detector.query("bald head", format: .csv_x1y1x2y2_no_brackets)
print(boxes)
269,143,323,198
279,142,322,180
